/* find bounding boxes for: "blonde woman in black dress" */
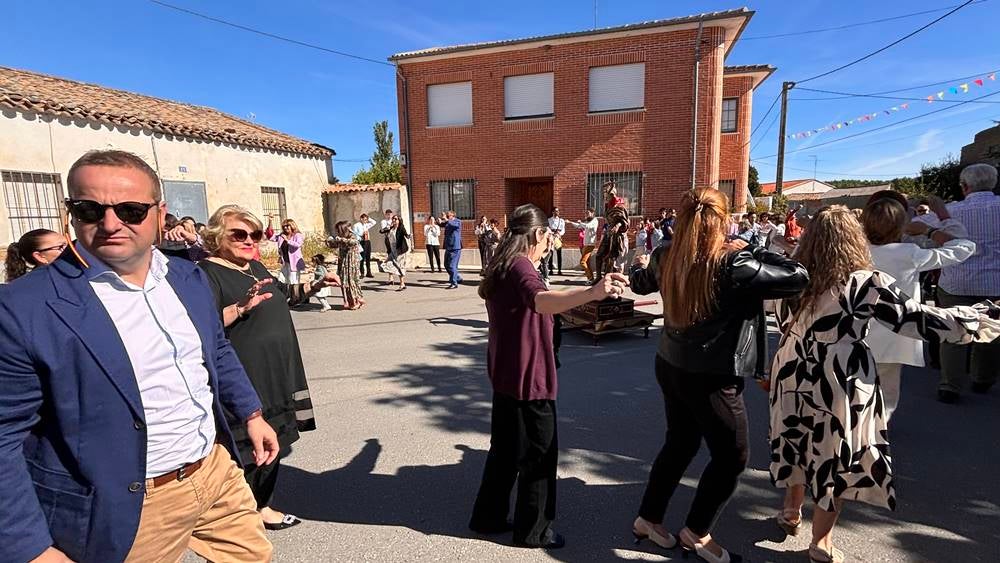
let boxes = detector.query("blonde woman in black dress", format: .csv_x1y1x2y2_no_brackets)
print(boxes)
198,205,339,530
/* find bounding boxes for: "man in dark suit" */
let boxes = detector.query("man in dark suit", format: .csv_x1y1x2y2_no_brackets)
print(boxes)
0,150,278,563
442,210,463,289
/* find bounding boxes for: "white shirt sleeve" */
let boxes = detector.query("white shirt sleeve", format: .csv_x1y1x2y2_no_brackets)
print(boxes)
912,239,977,273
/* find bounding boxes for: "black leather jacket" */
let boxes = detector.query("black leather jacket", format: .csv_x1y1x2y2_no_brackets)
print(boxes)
630,246,808,378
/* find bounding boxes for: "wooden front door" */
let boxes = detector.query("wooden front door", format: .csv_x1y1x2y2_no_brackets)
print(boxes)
509,178,554,213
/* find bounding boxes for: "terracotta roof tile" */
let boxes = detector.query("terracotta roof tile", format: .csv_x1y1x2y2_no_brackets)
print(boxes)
0,66,334,158
760,179,810,194
323,183,405,194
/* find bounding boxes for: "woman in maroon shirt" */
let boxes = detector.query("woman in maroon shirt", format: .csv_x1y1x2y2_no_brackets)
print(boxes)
469,203,628,549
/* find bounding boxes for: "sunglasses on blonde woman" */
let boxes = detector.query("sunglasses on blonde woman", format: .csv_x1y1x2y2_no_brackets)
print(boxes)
228,229,264,242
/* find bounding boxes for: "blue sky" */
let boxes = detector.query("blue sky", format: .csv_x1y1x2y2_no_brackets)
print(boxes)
5,0,999,183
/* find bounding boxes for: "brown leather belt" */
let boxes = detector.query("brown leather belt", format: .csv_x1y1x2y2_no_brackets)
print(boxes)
151,458,204,487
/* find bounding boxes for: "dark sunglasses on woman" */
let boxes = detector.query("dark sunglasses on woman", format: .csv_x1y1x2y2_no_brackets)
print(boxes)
228,229,264,242
65,199,158,225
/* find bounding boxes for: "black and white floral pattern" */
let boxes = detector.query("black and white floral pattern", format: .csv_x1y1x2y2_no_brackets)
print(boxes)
769,270,985,511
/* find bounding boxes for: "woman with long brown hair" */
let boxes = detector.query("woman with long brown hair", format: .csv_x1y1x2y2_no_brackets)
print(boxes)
629,188,808,563
469,203,629,550
768,205,999,563
3,228,65,282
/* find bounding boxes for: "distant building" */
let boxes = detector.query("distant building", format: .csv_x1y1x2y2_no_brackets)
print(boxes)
787,184,891,215
0,66,335,246
759,179,835,196
960,123,1000,167
389,8,772,256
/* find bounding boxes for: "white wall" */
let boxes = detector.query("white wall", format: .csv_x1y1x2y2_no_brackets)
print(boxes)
784,180,834,195
0,108,332,245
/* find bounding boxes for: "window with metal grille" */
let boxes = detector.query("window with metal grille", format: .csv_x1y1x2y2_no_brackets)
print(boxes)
2,171,64,240
261,186,287,223
430,179,476,220
586,172,642,216
718,179,737,203
722,98,738,133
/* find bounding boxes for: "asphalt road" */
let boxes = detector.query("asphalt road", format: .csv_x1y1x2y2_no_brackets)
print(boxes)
191,269,1000,562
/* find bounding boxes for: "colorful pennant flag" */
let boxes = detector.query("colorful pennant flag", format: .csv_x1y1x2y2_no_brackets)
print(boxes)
788,70,998,140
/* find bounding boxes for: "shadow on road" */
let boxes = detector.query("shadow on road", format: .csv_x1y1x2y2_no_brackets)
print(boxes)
283,315,1000,561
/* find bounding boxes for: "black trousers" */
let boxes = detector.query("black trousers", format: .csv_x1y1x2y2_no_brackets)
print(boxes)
471,394,558,545
547,248,563,275
638,357,748,536
244,457,281,509
359,239,373,277
426,244,442,272
478,240,489,272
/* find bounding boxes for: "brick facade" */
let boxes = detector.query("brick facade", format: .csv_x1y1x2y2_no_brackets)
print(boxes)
719,74,755,210
394,16,769,248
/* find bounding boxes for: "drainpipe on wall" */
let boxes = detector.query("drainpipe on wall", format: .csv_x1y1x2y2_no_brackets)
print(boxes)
690,19,704,190
396,66,415,232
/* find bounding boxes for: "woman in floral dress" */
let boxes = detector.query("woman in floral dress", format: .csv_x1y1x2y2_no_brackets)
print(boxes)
768,205,999,563
328,221,365,310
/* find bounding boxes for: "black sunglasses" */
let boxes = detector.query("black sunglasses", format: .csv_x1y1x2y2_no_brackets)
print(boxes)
66,199,158,225
228,228,264,243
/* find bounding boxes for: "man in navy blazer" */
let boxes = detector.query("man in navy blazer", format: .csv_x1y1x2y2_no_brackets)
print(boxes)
441,211,463,289
0,150,279,563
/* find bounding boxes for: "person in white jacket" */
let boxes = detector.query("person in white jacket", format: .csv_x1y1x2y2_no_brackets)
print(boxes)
862,196,975,421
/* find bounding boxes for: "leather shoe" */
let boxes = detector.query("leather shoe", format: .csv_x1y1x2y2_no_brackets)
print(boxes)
937,389,959,404
514,530,565,549
972,382,993,394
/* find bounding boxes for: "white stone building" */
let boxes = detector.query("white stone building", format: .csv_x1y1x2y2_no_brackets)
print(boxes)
0,66,335,246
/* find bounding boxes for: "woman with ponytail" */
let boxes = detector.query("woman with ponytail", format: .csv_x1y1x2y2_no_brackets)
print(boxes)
4,229,65,282
469,203,629,550
628,188,808,563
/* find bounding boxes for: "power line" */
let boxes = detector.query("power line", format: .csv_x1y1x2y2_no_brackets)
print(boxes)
752,159,915,178
759,87,1000,159
795,0,976,85
740,1,986,40
148,0,394,67
792,86,1000,104
745,90,782,143
749,111,780,154
774,114,1000,155
789,67,1000,100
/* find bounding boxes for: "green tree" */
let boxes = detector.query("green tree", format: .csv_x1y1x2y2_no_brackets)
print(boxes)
351,120,402,184
770,193,789,217
748,165,761,197
918,155,962,201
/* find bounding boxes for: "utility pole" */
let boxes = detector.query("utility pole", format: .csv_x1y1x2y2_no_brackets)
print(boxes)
775,81,794,195
808,155,819,179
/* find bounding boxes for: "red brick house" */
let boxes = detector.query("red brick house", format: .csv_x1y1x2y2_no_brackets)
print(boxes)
390,7,771,253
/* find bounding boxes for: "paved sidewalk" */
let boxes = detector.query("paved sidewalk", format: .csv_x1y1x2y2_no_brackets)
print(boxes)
192,271,1000,562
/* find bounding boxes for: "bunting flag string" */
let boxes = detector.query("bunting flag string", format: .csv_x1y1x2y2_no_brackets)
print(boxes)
787,71,997,140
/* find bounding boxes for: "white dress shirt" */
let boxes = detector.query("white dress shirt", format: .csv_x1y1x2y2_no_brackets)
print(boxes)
868,239,976,365
86,247,216,478
939,191,1000,296
424,223,441,246
548,216,566,238
352,218,376,241
570,218,599,246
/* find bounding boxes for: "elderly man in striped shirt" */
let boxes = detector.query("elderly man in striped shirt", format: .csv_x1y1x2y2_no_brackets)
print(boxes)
937,163,1000,403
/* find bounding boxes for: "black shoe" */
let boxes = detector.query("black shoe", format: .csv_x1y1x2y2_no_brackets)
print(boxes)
514,530,565,550
469,520,514,535
938,389,960,403
972,382,993,394
365,274,375,278
264,514,302,530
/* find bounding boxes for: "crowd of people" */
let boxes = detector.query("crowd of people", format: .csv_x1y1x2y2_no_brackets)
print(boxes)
1,147,999,563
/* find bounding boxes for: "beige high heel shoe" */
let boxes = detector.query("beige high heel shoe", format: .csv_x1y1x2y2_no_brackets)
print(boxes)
808,544,845,563
678,528,738,563
632,517,677,549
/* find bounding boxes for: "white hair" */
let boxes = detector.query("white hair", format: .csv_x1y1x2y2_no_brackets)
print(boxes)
960,163,998,193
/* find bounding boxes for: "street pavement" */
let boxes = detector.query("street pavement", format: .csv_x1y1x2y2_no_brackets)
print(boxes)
191,268,1000,562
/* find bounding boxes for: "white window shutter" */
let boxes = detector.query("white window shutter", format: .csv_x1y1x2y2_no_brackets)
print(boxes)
504,73,554,119
588,63,645,113
427,82,473,127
